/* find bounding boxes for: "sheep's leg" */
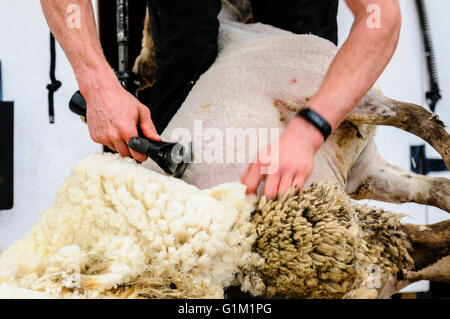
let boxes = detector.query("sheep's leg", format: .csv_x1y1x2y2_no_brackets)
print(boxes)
346,140,450,213
222,0,253,22
377,276,412,299
378,256,450,298
132,1,253,80
404,256,450,284
378,220,450,298
347,93,450,169
401,220,450,270
132,10,157,83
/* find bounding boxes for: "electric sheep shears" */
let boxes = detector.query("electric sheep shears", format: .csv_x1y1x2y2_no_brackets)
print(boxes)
69,91,191,179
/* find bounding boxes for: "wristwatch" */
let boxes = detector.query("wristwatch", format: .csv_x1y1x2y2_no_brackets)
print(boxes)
296,108,332,140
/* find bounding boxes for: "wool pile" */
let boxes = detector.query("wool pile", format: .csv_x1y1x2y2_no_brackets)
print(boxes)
0,154,260,298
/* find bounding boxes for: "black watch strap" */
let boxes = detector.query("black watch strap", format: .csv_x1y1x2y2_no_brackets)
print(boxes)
296,108,332,140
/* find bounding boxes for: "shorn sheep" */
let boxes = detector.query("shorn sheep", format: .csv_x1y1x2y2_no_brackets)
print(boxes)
0,1,449,298
135,1,449,293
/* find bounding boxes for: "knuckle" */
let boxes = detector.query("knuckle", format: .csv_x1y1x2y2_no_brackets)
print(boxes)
139,105,150,114
118,124,135,137
91,134,100,143
93,133,105,144
117,146,129,157
122,129,135,140
298,161,313,175
116,124,127,135
89,129,100,142
107,130,120,142
306,162,314,174
118,151,128,158
257,153,270,165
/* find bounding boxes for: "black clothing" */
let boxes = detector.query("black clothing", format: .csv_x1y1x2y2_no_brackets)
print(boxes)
251,0,339,45
147,0,221,133
147,0,339,133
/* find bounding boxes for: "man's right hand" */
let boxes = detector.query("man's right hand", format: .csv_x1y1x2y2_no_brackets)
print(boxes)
81,78,161,163
40,0,161,162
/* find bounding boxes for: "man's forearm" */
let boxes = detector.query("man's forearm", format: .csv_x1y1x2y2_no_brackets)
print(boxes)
242,0,401,197
40,0,116,92
40,0,160,161
305,0,401,132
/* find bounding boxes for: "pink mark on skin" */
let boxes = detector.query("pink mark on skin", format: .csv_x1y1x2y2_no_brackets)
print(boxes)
289,78,297,84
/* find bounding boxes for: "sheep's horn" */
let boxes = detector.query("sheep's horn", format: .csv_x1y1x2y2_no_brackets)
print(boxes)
347,95,450,169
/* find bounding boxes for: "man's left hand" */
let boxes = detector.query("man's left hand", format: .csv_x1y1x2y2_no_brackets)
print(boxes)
241,116,324,199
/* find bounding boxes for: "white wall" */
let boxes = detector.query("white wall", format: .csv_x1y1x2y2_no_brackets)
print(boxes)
338,0,450,292
0,1,100,251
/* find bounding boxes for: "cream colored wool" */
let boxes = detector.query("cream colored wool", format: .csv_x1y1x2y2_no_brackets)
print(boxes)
0,154,260,298
0,283,55,299
250,183,414,299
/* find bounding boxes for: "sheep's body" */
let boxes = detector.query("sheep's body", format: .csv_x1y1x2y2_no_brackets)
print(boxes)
149,18,352,190
141,7,450,214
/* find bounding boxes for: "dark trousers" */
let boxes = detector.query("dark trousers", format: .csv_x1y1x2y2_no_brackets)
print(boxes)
147,0,339,133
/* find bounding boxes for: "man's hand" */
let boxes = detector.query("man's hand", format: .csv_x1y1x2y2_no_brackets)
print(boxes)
82,77,160,163
242,0,401,199
241,116,324,199
40,0,160,162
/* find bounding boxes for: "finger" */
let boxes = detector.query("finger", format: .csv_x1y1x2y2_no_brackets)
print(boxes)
292,175,306,193
89,131,115,152
264,173,280,200
138,105,161,141
113,139,131,158
241,162,262,194
277,173,294,197
240,163,251,184
102,141,116,153
122,130,148,163
129,146,148,163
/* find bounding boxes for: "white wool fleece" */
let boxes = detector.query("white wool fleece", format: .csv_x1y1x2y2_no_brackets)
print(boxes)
0,154,259,298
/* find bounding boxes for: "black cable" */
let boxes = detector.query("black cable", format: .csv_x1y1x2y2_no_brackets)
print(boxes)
0,60,3,101
415,0,441,113
46,33,62,124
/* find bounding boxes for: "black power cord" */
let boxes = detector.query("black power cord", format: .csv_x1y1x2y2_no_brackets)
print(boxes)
416,0,441,113
46,33,62,124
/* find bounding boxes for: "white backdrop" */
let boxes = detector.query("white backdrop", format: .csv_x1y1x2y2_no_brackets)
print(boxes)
0,1,100,252
0,0,448,293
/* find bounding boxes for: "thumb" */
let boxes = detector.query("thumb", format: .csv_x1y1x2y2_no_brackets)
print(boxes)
138,105,161,141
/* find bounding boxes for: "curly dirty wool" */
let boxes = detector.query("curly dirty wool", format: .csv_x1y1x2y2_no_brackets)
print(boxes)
248,183,414,299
